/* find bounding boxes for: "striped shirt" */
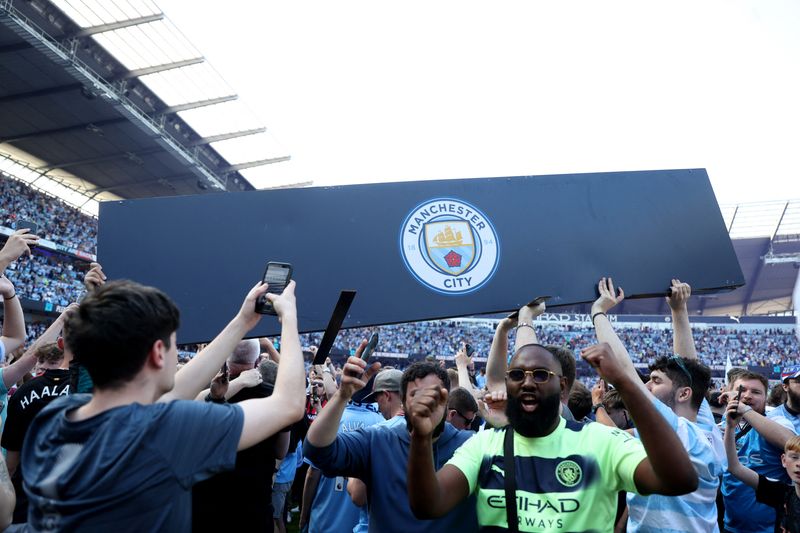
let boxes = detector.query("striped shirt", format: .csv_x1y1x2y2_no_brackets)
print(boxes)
447,418,647,532
627,397,724,533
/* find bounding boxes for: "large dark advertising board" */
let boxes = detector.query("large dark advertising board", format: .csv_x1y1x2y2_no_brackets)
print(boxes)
98,169,744,343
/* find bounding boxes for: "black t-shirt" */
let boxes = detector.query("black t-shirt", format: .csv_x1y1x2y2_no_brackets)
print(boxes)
755,474,800,533
192,382,288,532
2,368,71,523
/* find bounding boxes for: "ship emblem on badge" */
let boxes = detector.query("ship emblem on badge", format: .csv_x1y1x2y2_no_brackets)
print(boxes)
399,198,500,295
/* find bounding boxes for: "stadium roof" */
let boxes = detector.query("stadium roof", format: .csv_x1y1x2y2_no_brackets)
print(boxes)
0,0,289,213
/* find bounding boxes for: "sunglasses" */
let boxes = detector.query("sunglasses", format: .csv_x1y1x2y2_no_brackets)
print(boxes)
505,368,561,383
451,409,477,426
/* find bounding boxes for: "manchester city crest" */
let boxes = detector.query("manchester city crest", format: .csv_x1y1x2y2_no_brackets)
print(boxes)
399,198,499,295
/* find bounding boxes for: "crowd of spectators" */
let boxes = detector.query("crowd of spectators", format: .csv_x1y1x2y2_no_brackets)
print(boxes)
0,174,97,254
300,321,800,369
3,251,85,307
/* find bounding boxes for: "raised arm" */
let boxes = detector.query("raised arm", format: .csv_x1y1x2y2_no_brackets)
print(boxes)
260,337,280,363
2,302,78,388
406,384,471,518
160,282,269,402
486,317,515,392
591,379,618,428
667,279,698,360
723,397,759,489
237,281,307,450
455,343,478,397
591,278,643,384
83,262,106,295
582,343,698,495
305,343,380,448
513,300,545,351
0,230,38,272
741,406,794,450
0,230,36,353
0,276,25,355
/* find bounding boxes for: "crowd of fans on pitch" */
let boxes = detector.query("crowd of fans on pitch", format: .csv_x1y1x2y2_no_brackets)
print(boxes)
0,174,97,254
4,205,800,531
1,234,799,532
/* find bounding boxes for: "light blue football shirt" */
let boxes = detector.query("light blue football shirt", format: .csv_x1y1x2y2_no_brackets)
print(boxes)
627,397,724,533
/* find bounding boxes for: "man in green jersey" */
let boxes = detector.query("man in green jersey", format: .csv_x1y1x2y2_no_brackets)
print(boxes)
406,342,698,532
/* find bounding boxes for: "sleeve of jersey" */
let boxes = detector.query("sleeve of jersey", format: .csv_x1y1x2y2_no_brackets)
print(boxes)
768,414,796,433
157,400,244,489
597,425,648,494
444,430,486,495
755,474,788,509
0,366,8,396
302,426,373,479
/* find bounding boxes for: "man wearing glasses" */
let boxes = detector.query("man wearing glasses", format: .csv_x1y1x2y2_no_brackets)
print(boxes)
406,338,698,532
446,387,479,431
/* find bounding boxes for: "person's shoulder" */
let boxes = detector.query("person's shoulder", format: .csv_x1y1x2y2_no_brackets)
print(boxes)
763,411,794,432
229,383,271,403
153,398,240,418
8,374,47,399
580,420,636,443
31,393,91,426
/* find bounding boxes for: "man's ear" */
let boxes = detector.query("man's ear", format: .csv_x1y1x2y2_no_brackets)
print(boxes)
560,377,569,399
148,339,166,370
677,386,692,404
446,409,456,422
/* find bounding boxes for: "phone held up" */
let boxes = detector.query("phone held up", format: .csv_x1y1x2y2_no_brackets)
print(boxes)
464,342,475,358
255,262,293,315
361,332,379,362
14,220,39,236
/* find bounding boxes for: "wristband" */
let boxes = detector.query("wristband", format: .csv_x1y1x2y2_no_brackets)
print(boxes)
592,403,605,414
516,323,535,332
205,393,226,404
3,293,17,301
591,312,607,325
741,405,752,415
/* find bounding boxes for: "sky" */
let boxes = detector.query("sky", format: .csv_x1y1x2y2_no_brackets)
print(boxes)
155,0,800,206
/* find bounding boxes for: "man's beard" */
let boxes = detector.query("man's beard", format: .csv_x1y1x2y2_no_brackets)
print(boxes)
506,391,562,438
405,411,447,439
787,389,800,411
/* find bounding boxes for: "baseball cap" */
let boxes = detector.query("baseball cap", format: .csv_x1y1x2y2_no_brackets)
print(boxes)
782,365,800,382
363,369,403,402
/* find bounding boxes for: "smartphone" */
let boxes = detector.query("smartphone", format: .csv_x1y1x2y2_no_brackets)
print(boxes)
15,220,39,235
465,343,475,358
221,362,229,380
255,262,293,315
735,384,744,403
507,296,552,320
361,332,379,361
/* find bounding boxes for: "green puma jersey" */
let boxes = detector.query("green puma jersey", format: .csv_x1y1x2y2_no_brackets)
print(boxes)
447,418,647,532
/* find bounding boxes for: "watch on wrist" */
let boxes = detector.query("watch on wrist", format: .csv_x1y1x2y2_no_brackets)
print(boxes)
592,403,605,414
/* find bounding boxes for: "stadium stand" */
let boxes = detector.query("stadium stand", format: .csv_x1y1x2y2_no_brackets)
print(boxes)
0,174,97,254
